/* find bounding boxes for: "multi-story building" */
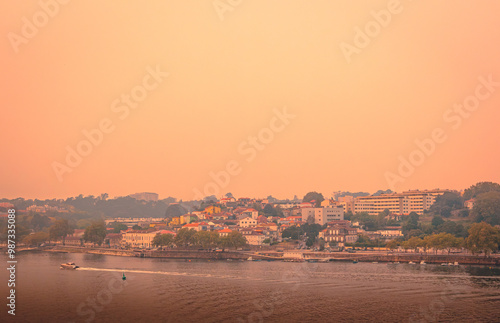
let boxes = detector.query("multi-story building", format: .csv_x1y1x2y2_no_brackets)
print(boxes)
122,230,160,248
239,217,257,228
242,208,259,220
354,189,448,216
301,206,344,225
169,217,181,226
375,227,403,240
204,205,222,215
337,196,355,213
320,223,358,246
180,214,198,224
243,232,266,246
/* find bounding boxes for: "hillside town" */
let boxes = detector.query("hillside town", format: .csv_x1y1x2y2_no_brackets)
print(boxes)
2,183,499,258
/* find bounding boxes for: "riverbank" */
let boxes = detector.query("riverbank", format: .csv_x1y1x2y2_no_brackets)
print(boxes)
16,246,500,266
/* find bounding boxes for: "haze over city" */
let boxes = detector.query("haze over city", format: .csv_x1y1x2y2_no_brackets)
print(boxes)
1,1,500,201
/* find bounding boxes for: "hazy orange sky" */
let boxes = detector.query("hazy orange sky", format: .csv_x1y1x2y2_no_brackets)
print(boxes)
1,1,499,201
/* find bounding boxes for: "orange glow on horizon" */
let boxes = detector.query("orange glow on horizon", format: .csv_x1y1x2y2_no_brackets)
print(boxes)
1,1,499,200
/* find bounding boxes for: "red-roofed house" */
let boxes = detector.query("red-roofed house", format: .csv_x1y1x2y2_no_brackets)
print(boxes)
217,228,232,237
299,202,314,208
182,223,202,231
257,215,268,223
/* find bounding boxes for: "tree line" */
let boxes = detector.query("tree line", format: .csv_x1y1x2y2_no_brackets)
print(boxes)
151,228,247,250
386,222,500,256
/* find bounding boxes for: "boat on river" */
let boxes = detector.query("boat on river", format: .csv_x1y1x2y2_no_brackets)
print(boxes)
60,262,79,270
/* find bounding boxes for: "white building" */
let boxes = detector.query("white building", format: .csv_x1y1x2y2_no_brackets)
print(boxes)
239,217,257,228
244,232,266,246
354,189,448,216
301,206,344,225
122,230,160,249
242,208,259,220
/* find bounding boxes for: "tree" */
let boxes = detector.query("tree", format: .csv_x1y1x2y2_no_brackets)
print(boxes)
263,238,271,244
406,236,423,252
83,221,107,246
318,238,325,251
430,233,463,254
30,213,51,231
132,225,143,230
174,228,196,247
23,231,49,246
386,239,400,250
436,221,467,238
193,231,220,249
165,203,188,218
263,204,277,216
463,181,500,200
470,191,500,225
431,216,445,227
152,233,174,248
302,192,324,207
219,231,247,249
465,222,500,256
282,226,302,240
407,229,424,238
111,222,128,233
49,219,74,245
352,212,385,231
429,192,463,218
402,212,419,236
76,219,92,229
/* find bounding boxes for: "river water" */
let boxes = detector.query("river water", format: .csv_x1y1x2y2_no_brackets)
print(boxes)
1,252,499,322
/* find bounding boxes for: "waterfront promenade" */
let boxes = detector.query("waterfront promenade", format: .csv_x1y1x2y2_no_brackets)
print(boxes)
14,245,500,266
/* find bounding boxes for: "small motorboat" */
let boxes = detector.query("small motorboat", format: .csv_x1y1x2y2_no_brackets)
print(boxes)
352,260,358,264
453,262,459,266
408,261,416,265
440,263,448,266
420,261,426,265
60,262,79,270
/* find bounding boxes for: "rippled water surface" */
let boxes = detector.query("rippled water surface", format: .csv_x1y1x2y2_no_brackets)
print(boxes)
1,252,499,322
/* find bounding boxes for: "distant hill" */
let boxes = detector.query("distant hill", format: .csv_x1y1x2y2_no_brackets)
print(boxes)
334,191,370,199
372,189,394,196
0,195,184,219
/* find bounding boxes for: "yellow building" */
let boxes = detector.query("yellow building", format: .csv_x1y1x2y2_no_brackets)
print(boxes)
149,222,166,228
204,205,221,214
169,217,180,226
